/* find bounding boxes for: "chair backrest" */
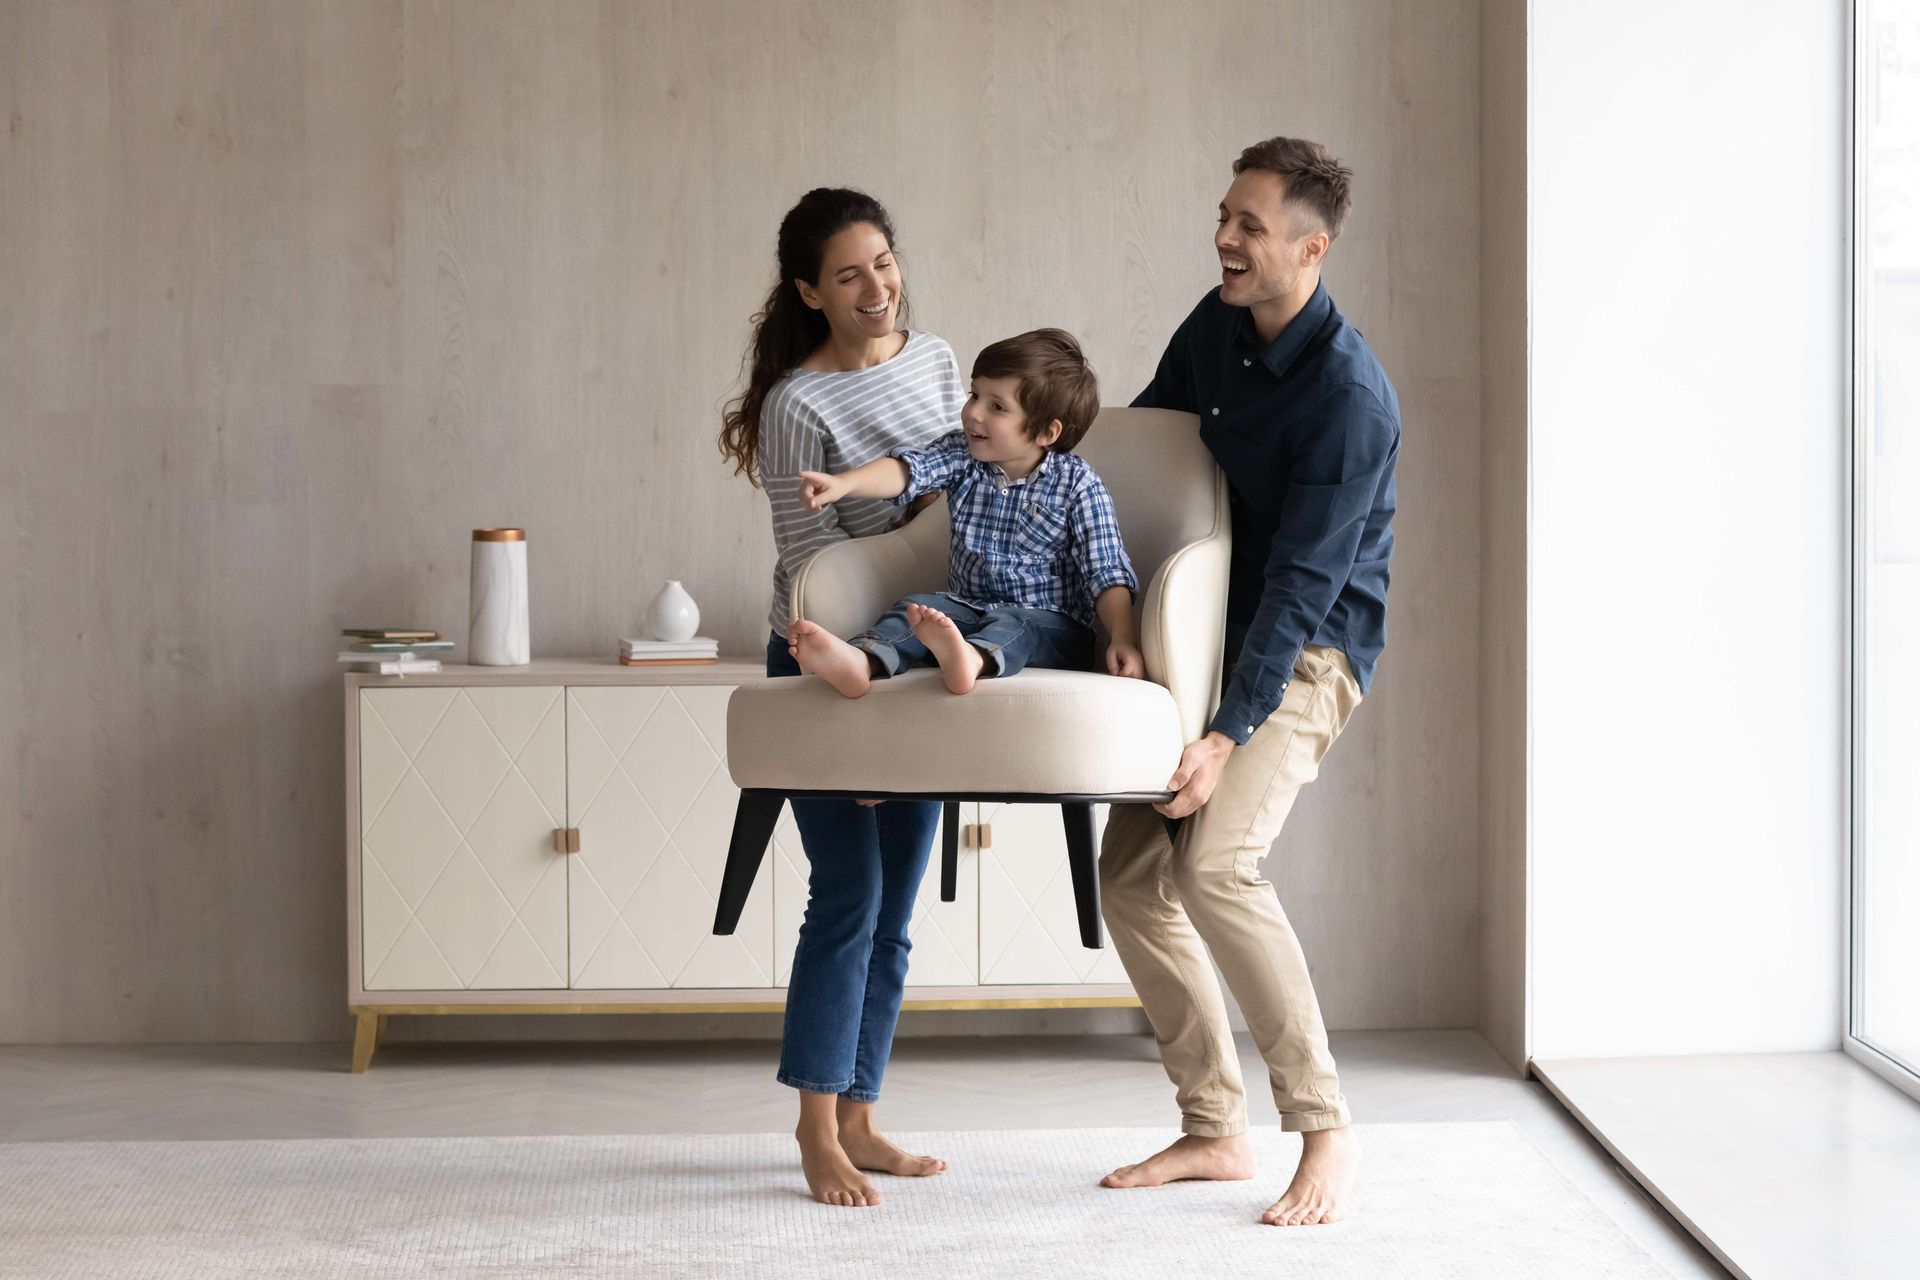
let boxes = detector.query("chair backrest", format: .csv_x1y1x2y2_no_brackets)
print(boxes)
1072,407,1224,584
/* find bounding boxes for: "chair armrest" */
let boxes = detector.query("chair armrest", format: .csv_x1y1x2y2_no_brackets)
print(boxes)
789,499,951,640
1139,472,1233,743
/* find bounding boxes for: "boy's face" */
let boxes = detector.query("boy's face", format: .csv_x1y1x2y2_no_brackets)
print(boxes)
961,375,1060,468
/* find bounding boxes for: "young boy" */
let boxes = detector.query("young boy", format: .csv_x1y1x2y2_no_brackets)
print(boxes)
788,328,1142,697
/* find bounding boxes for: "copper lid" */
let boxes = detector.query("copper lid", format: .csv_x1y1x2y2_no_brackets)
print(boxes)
472,528,526,542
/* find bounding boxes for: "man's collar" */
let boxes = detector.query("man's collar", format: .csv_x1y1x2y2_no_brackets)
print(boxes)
1236,282,1333,379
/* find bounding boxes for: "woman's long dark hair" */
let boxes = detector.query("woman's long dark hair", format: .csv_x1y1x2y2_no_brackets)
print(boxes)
719,187,909,486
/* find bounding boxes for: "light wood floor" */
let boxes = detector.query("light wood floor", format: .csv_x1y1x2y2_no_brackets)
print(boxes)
0,1029,1722,1276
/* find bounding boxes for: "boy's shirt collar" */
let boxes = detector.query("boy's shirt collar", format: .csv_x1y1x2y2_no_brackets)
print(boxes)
981,449,1055,489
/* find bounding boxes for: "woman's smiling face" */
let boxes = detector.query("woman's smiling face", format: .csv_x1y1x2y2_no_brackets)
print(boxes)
795,221,902,342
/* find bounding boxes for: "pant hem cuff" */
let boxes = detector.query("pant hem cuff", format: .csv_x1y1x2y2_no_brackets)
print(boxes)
1278,1110,1351,1133
777,1071,855,1095
1180,1118,1249,1138
839,1089,880,1104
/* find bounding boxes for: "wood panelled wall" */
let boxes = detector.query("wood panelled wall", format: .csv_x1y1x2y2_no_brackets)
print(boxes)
0,0,1483,1043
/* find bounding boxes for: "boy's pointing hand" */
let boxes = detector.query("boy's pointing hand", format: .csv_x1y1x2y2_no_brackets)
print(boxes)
797,470,845,511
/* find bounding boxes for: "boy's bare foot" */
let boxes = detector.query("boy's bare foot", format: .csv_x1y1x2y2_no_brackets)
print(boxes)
796,1124,882,1208
1100,1132,1257,1188
906,603,985,694
1260,1125,1359,1226
789,619,872,699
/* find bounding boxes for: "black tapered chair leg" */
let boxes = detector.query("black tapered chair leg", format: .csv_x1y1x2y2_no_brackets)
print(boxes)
940,801,960,902
713,790,784,934
1061,801,1103,949
1161,814,1185,846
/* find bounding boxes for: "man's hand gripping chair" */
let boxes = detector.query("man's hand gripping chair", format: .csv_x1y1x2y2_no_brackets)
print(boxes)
712,408,1230,950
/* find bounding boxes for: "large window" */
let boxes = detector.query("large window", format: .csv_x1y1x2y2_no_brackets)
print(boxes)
1853,0,1920,1086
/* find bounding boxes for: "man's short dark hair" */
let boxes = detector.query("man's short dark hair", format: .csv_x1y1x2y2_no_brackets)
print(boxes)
1233,136,1354,241
971,328,1101,453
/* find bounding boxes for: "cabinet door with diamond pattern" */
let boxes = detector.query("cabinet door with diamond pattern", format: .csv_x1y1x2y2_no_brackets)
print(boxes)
359,688,569,991
566,686,772,989
978,802,1131,985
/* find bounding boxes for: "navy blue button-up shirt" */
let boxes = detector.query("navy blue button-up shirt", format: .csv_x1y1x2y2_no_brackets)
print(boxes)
1134,283,1399,744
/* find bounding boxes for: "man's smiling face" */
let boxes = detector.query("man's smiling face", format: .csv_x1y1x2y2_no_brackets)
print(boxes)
1214,169,1324,310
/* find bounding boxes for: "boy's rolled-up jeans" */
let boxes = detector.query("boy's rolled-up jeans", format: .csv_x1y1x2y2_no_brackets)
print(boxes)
851,593,1093,678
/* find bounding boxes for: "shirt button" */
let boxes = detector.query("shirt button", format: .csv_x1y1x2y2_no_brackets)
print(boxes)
1242,358,1252,367
1210,407,1220,416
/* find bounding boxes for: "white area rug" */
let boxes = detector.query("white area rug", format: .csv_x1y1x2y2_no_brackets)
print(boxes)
0,1123,1667,1278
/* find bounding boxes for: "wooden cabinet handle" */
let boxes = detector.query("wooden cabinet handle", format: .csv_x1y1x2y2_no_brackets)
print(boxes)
552,828,582,853
963,823,994,850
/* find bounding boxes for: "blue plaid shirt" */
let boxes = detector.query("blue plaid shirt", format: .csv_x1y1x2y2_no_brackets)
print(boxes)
890,431,1137,627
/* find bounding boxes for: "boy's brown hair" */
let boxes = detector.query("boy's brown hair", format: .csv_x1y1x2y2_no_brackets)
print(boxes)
1233,136,1354,241
971,328,1100,452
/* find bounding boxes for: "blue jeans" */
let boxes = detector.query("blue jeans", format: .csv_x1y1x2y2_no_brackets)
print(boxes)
852,594,1095,679
766,632,940,1101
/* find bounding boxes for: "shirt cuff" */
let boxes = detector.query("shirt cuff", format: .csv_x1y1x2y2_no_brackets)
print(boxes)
1207,674,1291,745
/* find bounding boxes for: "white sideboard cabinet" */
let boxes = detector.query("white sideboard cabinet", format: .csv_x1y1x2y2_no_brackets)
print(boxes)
345,660,1139,1070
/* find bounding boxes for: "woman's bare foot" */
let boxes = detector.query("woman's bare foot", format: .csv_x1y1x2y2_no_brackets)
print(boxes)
839,1128,948,1178
1260,1125,1359,1226
906,603,985,693
789,619,872,699
796,1118,882,1208
837,1100,947,1177
1100,1132,1256,1188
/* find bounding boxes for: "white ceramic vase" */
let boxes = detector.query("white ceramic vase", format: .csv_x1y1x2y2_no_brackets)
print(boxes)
646,580,700,642
470,528,530,665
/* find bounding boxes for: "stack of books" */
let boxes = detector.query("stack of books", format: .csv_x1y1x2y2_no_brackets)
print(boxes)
340,628,454,676
618,636,719,666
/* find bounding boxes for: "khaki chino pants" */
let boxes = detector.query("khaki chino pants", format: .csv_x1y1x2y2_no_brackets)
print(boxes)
1099,644,1362,1135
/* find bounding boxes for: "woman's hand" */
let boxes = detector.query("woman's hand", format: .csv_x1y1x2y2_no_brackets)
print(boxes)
1105,641,1145,678
797,470,849,511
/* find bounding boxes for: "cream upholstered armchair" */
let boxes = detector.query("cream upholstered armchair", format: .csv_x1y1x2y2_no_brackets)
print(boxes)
712,407,1230,949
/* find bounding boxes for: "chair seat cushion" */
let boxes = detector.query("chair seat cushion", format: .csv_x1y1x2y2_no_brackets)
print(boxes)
727,668,1185,797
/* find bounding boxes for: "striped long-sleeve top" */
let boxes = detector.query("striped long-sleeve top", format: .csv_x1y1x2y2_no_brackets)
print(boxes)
760,331,964,637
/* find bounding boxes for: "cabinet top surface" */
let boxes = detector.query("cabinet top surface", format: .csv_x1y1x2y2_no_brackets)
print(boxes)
346,657,765,688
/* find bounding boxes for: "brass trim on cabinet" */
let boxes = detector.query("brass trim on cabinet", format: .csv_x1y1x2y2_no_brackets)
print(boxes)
347,997,1142,1017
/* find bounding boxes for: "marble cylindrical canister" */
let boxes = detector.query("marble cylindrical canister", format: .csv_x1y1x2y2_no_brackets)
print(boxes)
469,528,530,666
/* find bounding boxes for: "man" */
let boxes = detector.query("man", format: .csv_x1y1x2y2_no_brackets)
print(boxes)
1098,136,1399,1227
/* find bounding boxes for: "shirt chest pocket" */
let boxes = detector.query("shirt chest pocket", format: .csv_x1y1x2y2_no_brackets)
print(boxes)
1011,500,1070,562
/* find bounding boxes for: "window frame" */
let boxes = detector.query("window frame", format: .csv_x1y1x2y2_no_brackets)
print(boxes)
1845,0,1920,1103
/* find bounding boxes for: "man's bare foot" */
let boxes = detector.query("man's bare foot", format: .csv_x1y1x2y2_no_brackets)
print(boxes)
1100,1132,1257,1188
1261,1125,1359,1226
796,1124,882,1208
906,603,985,694
789,619,872,699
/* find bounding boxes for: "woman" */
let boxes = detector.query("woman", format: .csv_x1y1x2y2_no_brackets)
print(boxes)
719,188,961,1208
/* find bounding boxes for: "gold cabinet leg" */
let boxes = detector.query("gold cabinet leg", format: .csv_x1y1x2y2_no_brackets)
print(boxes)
350,1012,381,1073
